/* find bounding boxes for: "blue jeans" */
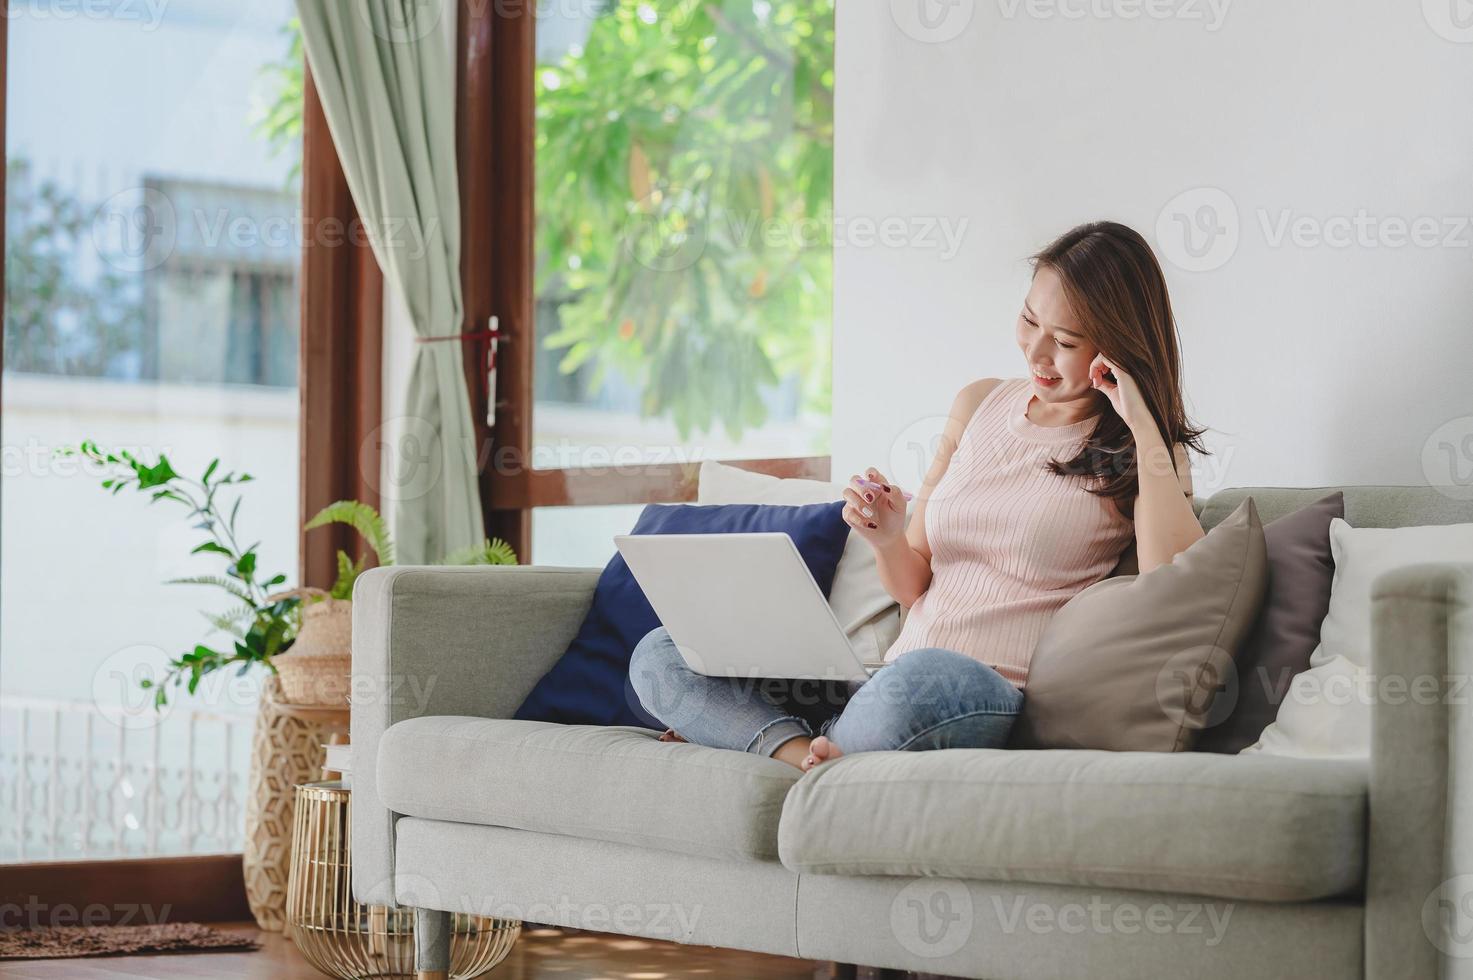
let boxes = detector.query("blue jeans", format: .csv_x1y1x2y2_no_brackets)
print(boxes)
628,625,1024,758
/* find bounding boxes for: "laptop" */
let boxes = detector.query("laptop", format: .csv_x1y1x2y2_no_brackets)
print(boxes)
613,532,890,682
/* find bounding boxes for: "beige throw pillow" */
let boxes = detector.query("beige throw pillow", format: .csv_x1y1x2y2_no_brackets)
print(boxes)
696,460,909,661
1010,497,1268,753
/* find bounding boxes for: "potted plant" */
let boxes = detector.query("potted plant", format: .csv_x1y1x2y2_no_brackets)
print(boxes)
280,500,517,706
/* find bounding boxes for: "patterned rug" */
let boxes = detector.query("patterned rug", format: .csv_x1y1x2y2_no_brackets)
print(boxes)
0,922,260,960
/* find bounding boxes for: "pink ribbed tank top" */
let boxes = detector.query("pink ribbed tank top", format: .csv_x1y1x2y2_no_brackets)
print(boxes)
882,377,1136,688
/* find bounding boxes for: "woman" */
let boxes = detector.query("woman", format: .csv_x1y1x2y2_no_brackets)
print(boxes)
629,221,1209,771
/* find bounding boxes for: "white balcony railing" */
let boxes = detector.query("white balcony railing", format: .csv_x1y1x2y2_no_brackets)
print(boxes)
0,696,253,863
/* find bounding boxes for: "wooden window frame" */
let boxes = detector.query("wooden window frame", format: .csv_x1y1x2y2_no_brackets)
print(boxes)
298,64,384,589
456,0,831,562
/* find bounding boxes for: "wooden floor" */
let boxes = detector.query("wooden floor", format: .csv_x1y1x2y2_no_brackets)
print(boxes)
0,923,823,979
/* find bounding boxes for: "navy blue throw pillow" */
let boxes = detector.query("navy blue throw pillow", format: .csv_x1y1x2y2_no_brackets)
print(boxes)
514,500,850,729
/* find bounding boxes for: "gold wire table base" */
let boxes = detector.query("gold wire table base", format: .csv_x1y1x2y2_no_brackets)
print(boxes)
285,781,521,979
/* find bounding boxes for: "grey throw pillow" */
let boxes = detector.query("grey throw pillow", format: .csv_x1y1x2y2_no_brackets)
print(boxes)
1009,497,1268,753
1194,492,1343,754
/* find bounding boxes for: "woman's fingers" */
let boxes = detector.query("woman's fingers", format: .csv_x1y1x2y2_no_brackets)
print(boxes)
843,486,876,517
844,469,900,530
854,468,905,510
852,470,898,510
842,502,877,530
1089,353,1119,390
842,486,872,518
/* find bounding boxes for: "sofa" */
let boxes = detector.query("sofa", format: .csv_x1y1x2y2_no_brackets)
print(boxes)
350,485,1473,980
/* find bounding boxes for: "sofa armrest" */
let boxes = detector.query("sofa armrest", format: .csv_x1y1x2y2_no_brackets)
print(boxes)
349,564,600,905
1366,561,1473,979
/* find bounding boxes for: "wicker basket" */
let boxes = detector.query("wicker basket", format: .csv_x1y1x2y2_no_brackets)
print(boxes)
243,675,350,930
272,586,353,708
286,781,521,978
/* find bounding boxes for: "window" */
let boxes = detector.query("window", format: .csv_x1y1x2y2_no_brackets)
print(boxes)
1,0,303,861
526,0,836,565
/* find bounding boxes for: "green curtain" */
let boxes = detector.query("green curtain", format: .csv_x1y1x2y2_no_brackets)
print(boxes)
295,0,486,564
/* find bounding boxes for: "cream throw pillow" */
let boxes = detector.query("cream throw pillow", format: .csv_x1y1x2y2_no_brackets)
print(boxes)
1245,517,1473,758
697,460,909,663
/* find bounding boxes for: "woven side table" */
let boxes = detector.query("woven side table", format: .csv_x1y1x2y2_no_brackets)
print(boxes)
285,781,520,979
244,675,350,931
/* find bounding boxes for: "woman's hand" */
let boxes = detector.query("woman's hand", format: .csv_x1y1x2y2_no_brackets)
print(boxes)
1089,353,1151,433
842,466,907,548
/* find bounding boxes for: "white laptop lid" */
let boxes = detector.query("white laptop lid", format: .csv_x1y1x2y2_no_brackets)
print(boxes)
613,532,873,682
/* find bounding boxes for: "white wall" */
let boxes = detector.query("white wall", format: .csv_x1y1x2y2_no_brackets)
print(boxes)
833,0,1473,498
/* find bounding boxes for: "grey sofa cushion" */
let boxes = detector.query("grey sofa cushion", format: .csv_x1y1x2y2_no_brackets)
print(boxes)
777,747,1367,902
376,716,800,861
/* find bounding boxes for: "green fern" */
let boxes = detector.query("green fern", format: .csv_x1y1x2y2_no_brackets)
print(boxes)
202,603,256,640
306,498,519,597
442,537,519,567
331,550,367,600
305,500,395,565
167,575,255,604
305,499,394,599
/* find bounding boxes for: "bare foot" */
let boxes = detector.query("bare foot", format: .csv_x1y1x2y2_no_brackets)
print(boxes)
658,728,688,743
772,736,813,770
801,735,844,772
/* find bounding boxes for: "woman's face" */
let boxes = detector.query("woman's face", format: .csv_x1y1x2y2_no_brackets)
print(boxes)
1015,265,1100,403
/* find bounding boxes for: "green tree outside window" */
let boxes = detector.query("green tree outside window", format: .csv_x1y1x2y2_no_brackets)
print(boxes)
255,1,836,448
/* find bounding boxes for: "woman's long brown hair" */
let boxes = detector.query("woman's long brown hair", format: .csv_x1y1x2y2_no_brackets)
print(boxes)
1030,221,1211,519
